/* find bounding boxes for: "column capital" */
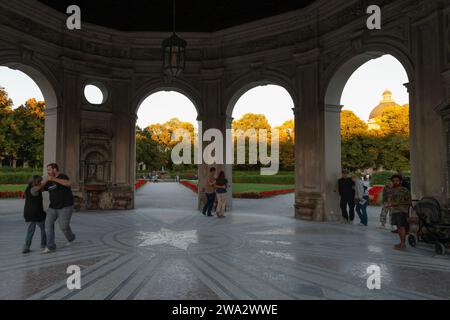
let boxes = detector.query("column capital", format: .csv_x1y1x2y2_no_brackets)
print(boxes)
435,98,450,119
325,104,344,113
130,113,138,122
403,81,415,93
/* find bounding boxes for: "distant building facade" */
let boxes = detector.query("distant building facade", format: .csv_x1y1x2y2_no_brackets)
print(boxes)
368,90,408,130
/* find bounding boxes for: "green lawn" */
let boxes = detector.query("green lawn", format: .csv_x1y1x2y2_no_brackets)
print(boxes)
186,180,294,194
0,184,27,192
232,183,294,194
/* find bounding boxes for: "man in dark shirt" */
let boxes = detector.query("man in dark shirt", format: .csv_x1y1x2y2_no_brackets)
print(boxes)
335,169,356,223
36,163,76,253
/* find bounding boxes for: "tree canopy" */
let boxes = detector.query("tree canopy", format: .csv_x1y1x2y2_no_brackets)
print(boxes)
0,85,410,173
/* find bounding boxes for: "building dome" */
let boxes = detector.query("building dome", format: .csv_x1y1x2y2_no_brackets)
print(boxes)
369,90,400,120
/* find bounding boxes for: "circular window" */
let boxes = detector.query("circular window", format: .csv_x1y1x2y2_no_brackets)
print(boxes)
84,84,107,105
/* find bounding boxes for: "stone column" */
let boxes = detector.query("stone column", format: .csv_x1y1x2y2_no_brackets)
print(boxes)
197,68,233,211
224,115,234,210
60,70,81,190
410,14,447,204
324,104,343,221
43,107,61,169
42,105,63,211
293,49,339,222
435,99,450,205
293,49,326,221
111,109,135,210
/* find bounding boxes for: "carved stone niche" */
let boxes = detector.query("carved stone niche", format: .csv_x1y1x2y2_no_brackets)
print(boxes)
80,129,113,210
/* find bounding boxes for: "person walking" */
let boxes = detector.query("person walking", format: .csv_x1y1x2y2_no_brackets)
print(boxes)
202,167,216,217
22,175,47,254
354,175,369,227
388,174,411,250
335,169,355,224
36,163,76,254
215,171,228,218
379,180,393,229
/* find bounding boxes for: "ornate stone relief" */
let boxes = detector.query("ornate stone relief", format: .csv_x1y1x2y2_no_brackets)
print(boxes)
80,129,113,210
80,131,112,182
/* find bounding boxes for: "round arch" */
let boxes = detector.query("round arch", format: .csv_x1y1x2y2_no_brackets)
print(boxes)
0,49,61,168
132,78,201,116
323,42,414,106
322,40,414,221
0,51,60,109
225,71,297,117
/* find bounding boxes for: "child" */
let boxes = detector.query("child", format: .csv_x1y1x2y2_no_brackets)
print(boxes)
23,175,47,254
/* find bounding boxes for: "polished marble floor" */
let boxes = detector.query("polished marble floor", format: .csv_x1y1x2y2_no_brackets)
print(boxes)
0,183,449,300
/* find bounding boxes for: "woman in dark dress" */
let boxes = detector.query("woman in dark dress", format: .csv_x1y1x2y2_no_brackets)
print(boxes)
22,175,47,254
215,171,228,218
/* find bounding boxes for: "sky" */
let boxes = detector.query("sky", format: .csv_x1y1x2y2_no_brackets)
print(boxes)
0,54,409,126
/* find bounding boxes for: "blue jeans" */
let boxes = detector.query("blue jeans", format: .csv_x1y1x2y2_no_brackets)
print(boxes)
46,206,75,250
202,193,216,216
24,221,47,250
356,196,369,226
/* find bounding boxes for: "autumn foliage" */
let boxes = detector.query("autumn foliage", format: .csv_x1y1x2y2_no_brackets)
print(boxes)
341,108,410,171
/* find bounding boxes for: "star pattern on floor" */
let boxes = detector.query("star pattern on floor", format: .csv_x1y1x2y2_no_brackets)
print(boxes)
136,228,198,250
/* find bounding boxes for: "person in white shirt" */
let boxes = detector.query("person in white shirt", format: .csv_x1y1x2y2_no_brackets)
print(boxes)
353,175,369,226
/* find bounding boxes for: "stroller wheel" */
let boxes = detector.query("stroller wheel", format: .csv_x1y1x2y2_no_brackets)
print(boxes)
407,234,417,247
435,243,446,255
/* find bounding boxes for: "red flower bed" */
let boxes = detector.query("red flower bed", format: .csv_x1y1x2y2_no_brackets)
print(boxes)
235,189,295,199
135,179,147,190
369,186,384,205
260,189,295,198
179,180,294,199
0,191,24,199
180,180,198,193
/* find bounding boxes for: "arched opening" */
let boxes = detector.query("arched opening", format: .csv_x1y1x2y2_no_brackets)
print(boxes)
134,90,199,210
226,84,296,215
324,53,411,225
0,64,58,195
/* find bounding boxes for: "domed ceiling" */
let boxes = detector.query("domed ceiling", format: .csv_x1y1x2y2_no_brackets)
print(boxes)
37,0,316,32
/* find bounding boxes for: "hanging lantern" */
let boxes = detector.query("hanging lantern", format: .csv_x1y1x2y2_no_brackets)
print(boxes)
162,33,187,78
162,0,186,78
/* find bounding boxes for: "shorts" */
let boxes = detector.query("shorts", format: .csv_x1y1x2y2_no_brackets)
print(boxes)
391,212,409,227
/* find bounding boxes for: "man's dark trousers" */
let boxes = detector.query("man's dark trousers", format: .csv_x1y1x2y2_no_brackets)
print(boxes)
340,198,355,222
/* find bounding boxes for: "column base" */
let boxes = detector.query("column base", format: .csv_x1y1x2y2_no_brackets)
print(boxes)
294,192,325,221
74,186,134,211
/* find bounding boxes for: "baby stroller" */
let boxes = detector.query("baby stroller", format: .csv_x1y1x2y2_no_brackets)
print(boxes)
408,197,450,255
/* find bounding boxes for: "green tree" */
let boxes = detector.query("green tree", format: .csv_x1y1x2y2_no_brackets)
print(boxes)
146,118,196,170
275,120,295,170
10,98,45,167
0,87,14,162
341,110,368,139
340,110,375,170
232,113,272,171
376,105,409,136
136,126,166,171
